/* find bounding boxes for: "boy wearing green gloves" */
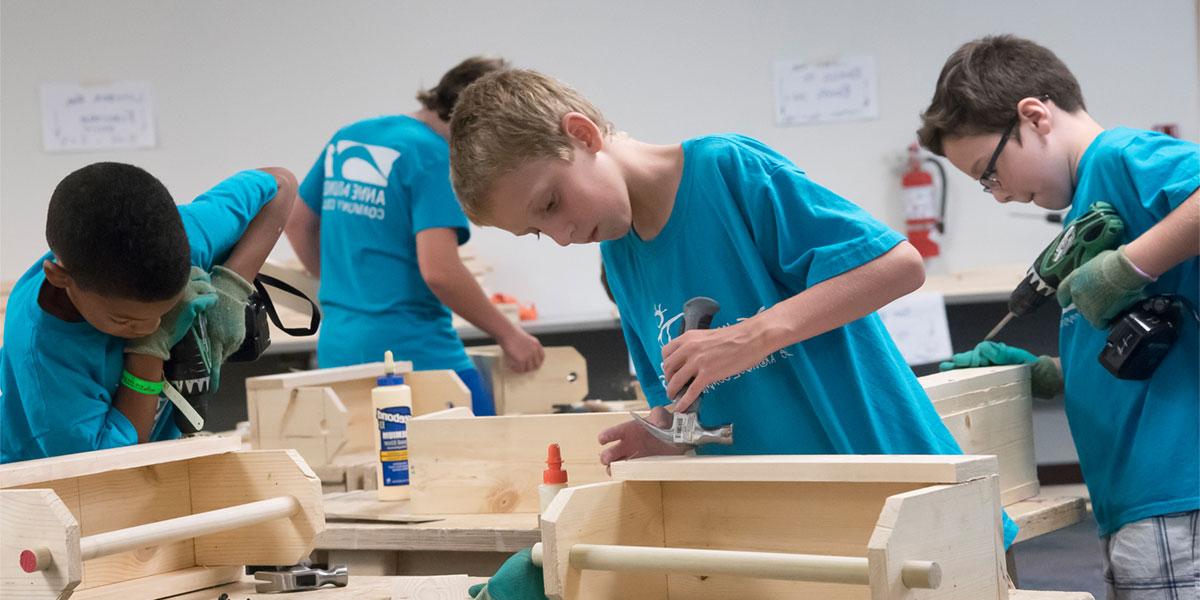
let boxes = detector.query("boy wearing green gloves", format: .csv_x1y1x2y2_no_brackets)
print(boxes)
921,35,1198,596
1,163,296,462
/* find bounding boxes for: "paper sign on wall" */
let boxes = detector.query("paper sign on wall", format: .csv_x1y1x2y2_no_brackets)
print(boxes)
877,291,954,366
40,82,156,152
773,55,878,126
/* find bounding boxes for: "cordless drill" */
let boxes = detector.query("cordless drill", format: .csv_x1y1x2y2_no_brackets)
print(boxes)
985,201,1183,380
163,313,215,435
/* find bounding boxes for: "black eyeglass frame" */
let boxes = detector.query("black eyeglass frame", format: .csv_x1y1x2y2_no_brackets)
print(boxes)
978,95,1052,193
978,119,1017,193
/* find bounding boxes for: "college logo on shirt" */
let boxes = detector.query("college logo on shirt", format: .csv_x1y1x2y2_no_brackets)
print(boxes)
320,140,401,221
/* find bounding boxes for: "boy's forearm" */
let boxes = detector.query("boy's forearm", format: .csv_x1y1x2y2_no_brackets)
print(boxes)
428,259,523,342
285,199,321,277
222,168,299,282
1124,193,1199,278
751,242,926,354
115,353,164,443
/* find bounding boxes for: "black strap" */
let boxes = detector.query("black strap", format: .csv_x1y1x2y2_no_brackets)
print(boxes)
253,273,321,336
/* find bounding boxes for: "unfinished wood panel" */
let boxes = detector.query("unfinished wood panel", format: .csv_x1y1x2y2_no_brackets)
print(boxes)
921,365,1028,404
248,364,468,474
1008,495,1088,544
323,492,440,523
540,481,667,600
866,477,1006,600
469,346,588,414
406,370,472,415
189,449,324,566
246,361,407,391
0,489,81,599
167,574,490,600
922,365,1039,505
939,397,1037,505
70,566,241,600
328,377,380,458
391,574,473,598
408,412,630,514
281,387,349,466
661,481,925,600
317,513,539,553
0,436,239,489
73,462,196,589
611,455,999,485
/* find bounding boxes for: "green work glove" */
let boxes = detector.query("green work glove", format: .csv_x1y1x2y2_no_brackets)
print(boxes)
939,341,1063,399
1057,246,1151,329
469,548,547,600
125,267,217,359
205,266,254,389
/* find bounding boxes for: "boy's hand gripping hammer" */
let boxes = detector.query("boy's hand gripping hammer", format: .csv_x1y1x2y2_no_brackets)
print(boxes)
631,297,734,450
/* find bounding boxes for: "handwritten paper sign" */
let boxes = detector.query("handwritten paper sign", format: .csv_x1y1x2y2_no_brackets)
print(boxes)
40,82,156,152
878,291,954,366
773,55,879,126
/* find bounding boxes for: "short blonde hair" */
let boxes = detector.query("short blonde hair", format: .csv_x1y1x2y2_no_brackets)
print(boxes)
449,69,612,224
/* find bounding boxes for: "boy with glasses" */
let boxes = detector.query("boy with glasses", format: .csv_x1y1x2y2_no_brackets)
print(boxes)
920,35,1198,597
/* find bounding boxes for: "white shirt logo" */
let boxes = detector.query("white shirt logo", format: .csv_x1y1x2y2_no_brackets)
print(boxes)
324,141,401,186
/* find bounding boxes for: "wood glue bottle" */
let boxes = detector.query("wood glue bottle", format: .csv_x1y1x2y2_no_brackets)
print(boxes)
539,443,568,513
373,351,412,501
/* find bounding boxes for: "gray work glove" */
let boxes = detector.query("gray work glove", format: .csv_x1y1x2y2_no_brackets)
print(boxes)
206,265,254,389
125,267,217,359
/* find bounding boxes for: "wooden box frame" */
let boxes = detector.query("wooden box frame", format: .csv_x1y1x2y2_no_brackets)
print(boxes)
468,345,589,415
0,436,323,599
538,455,1007,600
405,365,1036,515
408,411,633,515
245,361,472,489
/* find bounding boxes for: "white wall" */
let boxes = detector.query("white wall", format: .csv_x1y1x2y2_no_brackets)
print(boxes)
3,0,1197,320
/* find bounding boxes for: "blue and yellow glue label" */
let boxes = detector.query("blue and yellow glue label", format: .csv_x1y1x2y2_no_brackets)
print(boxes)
376,406,412,486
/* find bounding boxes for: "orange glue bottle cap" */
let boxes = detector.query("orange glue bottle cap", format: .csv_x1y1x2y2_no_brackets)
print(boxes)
543,443,568,485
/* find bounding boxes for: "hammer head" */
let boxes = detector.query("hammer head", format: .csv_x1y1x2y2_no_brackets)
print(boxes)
253,565,348,593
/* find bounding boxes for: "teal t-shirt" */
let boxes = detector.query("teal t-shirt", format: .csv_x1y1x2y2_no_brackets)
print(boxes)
0,170,278,463
601,134,1017,546
1060,127,1199,537
299,116,472,370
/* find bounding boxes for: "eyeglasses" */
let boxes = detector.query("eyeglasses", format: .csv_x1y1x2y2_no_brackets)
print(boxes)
979,118,1017,193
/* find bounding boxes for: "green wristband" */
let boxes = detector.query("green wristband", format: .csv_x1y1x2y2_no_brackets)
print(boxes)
121,370,164,396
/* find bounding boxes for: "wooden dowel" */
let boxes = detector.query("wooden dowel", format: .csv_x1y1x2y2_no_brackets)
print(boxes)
902,560,942,589
78,496,298,562
571,543,870,586
18,547,53,573
531,542,940,590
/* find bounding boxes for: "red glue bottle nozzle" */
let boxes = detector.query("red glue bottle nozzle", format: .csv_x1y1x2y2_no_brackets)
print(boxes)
543,443,567,484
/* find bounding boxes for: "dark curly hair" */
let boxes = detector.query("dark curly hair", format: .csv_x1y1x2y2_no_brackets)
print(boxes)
46,162,190,301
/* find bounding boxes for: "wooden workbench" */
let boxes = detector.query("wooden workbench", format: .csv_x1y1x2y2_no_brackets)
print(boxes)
314,492,539,576
166,574,487,599
313,489,1087,579
163,575,1093,599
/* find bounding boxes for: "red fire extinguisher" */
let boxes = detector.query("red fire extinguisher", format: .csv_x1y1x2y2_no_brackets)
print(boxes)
901,143,946,259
